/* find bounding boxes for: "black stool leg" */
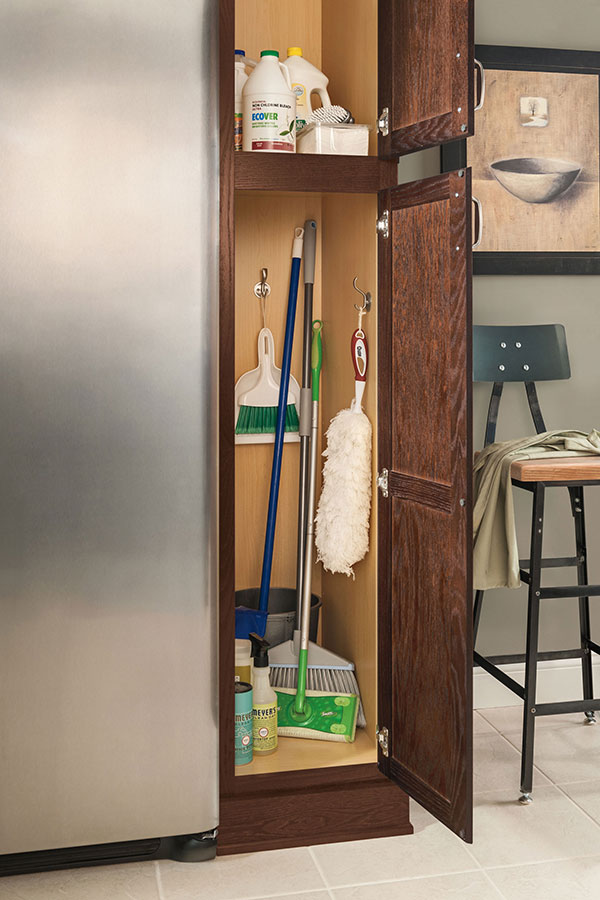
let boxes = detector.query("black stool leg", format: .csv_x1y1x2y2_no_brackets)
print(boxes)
520,482,545,803
569,486,596,725
474,590,485,644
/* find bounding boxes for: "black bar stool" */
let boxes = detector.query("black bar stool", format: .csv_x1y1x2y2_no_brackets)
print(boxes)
473,324,600,803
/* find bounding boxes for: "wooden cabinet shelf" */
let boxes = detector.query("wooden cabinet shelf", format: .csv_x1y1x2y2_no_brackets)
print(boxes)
234,152,397,194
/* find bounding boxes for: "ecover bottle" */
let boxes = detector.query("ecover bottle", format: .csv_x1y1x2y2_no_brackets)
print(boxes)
242,50,296,152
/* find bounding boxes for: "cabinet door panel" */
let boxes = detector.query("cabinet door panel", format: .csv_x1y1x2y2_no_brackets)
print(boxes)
378,0,474,156
377,171,473,841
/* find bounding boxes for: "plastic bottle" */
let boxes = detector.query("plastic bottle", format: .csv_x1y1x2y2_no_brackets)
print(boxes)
234,50,256,152
249,633,278,755
235,638,253,683
242,50,296,153
283,48,332,132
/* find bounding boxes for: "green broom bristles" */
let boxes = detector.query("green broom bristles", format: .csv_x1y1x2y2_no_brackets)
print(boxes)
235,404,299,435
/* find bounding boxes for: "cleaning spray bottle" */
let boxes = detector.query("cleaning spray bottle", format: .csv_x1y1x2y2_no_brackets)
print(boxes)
282,48,331,132
242,50,296,153
249,632,278,755
234,50,256,152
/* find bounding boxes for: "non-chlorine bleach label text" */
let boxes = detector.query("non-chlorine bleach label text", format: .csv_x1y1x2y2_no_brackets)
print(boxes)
249,99,295,153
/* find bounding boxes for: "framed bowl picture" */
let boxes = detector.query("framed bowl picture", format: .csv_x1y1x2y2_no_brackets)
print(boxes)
442,46,600,274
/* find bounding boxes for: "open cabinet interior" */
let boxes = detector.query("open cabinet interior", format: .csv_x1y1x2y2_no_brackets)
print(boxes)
234,191,379,775
235,0,379,154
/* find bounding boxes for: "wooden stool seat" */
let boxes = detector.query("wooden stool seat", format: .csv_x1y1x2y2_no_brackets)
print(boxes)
511,456,600,482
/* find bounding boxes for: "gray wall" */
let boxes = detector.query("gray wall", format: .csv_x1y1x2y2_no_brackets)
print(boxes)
400,0,600,656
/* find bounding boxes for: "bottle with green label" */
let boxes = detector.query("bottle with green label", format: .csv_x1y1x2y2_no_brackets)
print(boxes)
249,632,278,755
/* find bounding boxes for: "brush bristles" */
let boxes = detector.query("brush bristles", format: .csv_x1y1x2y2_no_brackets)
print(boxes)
235,404,299,435
270,666,366,728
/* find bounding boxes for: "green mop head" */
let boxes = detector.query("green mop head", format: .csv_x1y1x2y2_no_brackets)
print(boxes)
235,403,299,435
276,687,358,742
270,639,367,728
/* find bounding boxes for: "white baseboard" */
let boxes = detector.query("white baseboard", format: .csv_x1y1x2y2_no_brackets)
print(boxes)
474,656,600,709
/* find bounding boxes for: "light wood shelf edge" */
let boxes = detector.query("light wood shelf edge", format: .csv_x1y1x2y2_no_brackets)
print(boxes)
236,726,376,776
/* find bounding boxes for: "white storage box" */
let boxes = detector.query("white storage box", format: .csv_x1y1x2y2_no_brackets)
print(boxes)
296,123,371,156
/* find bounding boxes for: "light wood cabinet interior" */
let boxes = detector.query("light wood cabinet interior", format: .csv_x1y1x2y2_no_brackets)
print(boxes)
234,191,379,774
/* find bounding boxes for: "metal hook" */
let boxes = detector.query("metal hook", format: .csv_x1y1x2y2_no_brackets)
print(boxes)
352,277,372,313
254,268,271,301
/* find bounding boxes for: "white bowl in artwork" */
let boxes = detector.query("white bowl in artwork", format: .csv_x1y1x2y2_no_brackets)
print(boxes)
489,157,582,203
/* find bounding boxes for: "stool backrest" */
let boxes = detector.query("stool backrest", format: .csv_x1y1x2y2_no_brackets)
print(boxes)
473,324,571,447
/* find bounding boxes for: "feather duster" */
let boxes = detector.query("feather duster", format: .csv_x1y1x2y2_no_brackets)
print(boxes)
315,405,372,578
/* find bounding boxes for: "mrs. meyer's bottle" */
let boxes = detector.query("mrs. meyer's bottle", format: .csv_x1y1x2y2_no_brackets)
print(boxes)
242,50,296,152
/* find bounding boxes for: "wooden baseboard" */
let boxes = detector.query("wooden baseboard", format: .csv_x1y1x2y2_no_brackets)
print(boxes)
218,766,412,855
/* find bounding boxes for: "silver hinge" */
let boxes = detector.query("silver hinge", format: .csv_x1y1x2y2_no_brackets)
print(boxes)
377,468,389,498
376,725,389,757
377,106,389,136
376,210,389,240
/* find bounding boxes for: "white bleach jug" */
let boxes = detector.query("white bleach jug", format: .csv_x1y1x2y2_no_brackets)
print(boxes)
242,50,296,152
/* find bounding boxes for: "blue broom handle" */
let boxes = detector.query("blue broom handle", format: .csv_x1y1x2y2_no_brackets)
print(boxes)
258,233,304,614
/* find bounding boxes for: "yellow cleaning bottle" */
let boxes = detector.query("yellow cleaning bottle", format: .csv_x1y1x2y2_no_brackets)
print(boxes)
282,48,332,131
249,633,278,755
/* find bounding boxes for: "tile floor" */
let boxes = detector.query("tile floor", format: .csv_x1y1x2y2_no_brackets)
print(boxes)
1,707,600,899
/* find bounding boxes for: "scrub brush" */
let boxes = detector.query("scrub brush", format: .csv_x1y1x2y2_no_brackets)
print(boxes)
308,105,354,125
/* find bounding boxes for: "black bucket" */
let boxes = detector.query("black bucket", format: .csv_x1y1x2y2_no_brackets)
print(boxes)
235,588,321,648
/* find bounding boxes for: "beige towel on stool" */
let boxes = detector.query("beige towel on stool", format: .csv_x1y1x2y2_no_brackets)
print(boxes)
473,429,600,590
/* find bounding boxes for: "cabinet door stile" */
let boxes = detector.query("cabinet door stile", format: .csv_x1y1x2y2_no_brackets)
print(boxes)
378,0,474,157
377,171,473,842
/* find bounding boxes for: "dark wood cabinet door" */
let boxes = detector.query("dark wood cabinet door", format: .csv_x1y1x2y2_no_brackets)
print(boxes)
378,0,474,157
377,171,473,841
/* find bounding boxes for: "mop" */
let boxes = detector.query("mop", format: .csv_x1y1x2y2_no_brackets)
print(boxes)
275,321,359,742
270,227,366,728
314,281,372,577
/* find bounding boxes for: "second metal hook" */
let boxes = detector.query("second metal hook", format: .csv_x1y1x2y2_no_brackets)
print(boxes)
352,277,372,313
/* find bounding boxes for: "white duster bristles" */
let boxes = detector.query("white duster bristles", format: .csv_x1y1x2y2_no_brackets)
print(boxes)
315,406,372,577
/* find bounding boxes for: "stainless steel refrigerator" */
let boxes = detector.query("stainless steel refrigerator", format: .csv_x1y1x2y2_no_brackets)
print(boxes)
0,0,219,873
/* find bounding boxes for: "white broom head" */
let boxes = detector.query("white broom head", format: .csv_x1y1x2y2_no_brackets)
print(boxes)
315,405,372,578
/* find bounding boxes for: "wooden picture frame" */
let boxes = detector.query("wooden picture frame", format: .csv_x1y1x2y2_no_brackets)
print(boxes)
442,46,600,275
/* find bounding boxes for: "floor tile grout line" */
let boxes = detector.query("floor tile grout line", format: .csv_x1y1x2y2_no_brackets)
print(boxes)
215,887,335,900
473,781,565,799
475,719,554,786
154,860,166,900
487,725,588,787
302,865,484,891
479,867,510,900
553,781,600,831
307,846,336,897
481,852,600,873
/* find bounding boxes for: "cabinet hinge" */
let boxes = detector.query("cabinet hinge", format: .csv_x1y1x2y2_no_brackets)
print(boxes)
377,468,389,498
377,107,389,136
376,725,389,757
376,210,389,240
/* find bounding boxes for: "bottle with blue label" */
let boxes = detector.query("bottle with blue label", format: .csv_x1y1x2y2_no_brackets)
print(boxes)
234,50,256,152
234,681,253,766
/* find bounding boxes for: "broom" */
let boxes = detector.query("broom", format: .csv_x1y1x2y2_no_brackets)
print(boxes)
275,321,359,742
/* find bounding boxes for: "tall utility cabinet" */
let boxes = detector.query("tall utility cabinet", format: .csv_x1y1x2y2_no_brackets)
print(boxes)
219,0,475,853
